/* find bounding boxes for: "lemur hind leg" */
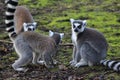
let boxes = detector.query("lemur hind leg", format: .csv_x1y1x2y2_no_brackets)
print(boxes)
12,41,33,71
75,42,98,67
37,56,45,65
32,52,39,64
43,51,54,68
12,54,32,72
37,53,45,65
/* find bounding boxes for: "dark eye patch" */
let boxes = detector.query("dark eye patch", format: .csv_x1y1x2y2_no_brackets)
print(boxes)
77,25,82,28
73,24,76,28
28,28,32,31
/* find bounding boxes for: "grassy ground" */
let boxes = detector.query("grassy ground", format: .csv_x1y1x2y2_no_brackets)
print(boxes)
0,0,120,79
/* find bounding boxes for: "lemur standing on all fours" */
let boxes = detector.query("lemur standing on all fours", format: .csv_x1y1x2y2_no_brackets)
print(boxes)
5,0,64,72
70,18,120,72
5,0,37,36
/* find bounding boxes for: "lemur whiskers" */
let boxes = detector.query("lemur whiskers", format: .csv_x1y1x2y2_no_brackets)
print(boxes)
70,18,120,72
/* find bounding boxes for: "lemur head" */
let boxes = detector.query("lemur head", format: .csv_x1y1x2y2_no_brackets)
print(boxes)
23,22,37,31
49,30,64,45
70,18,86,33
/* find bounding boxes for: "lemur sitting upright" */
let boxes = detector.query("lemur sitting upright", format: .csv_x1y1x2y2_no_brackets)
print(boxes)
70,18,120,72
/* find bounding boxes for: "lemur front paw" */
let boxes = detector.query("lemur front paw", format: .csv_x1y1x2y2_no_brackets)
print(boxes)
37,60,45,65
13,67,28,72
32,60,38,65
12,64,28,72
75,63,81,68
69,60,77,66
74,62,88,68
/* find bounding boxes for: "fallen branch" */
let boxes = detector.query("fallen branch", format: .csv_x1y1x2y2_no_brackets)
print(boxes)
0,40,73,46
0,40,13,44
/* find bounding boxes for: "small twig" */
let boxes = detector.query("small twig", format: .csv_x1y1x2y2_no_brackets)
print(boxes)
0,40,13,44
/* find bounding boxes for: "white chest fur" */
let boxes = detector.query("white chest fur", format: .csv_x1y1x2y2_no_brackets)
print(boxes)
72,31,77,45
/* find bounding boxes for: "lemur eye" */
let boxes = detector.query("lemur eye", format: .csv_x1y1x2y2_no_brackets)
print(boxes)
78,25,82,28
73,24,76,28
28,28,32,31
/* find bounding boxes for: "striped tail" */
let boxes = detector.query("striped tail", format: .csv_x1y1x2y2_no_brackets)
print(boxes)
5,0,18,39
100,60,120,72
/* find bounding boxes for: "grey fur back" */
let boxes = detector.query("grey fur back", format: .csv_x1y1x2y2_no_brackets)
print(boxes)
70,19,108,67
12,31,63,72
70,19,120,72
16,31,56,52
77,28,108,65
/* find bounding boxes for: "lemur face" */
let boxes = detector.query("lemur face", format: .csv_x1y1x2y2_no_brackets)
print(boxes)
70,19,86,33
23,22,37,31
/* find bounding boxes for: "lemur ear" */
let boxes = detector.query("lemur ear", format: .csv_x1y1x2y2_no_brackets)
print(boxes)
49,30,54,37
23,23,28,31
23,23,27,27
60,33,64,39
82,20,87,27
33,22,37,26
70,18,74,23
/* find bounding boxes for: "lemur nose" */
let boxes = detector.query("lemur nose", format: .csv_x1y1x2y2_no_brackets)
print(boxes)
74,29,78,32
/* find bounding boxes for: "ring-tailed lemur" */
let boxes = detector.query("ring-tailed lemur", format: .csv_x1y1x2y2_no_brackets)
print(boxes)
5,0,64,72
5,0,37,36
70,18,120,72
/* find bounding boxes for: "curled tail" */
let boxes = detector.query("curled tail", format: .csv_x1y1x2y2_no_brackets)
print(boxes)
100,60,120,72
5,0,18,39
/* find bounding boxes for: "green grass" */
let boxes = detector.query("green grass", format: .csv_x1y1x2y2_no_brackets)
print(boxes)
1,0,120,79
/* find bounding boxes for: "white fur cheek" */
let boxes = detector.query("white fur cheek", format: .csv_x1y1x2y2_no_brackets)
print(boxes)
23,26,28,31
80,26,85,32
23,27,28,31
72,31,77,45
